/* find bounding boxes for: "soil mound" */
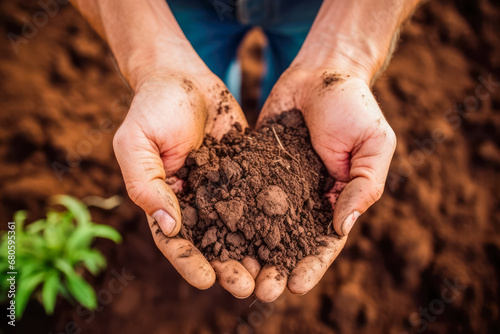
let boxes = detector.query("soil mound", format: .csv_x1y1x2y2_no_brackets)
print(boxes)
177,110,335,271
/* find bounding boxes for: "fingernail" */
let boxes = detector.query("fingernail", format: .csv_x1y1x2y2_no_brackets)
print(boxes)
341,211,360,236
152,210,176,236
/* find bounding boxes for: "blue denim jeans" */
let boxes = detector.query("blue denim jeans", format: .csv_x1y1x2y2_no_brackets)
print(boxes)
167,0,322,106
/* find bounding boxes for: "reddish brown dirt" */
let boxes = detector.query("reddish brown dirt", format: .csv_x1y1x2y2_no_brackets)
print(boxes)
178,110,334,272
0,1,499,333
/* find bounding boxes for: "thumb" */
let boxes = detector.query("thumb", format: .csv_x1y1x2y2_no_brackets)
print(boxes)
113,126,182,237
332,127,396,237
332,177,381,236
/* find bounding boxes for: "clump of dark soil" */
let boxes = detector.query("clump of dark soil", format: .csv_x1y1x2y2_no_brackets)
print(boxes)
177,110,335,272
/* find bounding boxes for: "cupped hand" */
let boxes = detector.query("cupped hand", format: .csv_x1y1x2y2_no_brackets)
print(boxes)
254,67,396,301
113,70,258,297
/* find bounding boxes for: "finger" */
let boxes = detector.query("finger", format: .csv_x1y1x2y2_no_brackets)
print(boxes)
165,176,184,194
211,260,255,298
288,235,347,295
146,215,216,290
325,180,348,209
205,84,249,138
113,124,181,237
241,256,261,280
254,265,287,302
256,74,298,128
333,125,397,236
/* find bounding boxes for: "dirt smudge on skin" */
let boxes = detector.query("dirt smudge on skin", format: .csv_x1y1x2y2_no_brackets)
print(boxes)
322,71,347,88
217,89,232,115
181,78,194,93
178,248,194,258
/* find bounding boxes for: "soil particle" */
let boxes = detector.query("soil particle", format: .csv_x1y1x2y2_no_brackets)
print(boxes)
263,224,281,250
258,245,271,261
213,241,222,255
226,232,245,247
220,248,230,262
181,205,198,228
256,185,289,216
178,110,334,272
187,146,209,167
176,167,189,179
206,169,220,182
214,200,245,232
221,157,243,182
201,227,218,248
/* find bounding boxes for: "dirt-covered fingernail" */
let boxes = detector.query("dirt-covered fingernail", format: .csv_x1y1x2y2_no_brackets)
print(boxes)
152,210,176,236
341,211,360,236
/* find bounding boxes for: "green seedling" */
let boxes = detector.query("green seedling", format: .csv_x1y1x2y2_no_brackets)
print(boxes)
0,195,122,318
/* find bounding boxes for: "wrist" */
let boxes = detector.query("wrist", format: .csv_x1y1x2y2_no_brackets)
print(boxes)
121,39,209,91
291,0,419,86
291,33,386,86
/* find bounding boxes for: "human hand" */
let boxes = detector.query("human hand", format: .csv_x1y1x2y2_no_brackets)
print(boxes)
254,66,396,301
113,69,258,298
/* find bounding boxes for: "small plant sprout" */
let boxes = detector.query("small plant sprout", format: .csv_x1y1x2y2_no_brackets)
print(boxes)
0,195,122,318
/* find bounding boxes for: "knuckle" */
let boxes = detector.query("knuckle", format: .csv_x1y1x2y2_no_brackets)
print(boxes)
385,126,397,150
112,126,127,152
370,182,385,203
124,180,148,207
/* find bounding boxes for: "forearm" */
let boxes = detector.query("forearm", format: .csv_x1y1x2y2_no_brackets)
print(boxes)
293,0,420,84
71,0,205,89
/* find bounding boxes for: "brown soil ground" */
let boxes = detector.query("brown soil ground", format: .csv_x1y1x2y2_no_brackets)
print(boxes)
0,0,499,333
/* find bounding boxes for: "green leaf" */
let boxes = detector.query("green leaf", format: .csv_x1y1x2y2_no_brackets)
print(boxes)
18,260,42,279
89,225,122,243
65,274,97,310
51,195,91,225
25,219,47,234
71,250,107,276
43,217,69,251
42,270,60,315
65,225,94,256
16,271,46,318
13,210,27,233
60,211,74,224
58,283,71,301
46,211,62,225
65,224,122,259
55,258,97,309
17,234,49,260
54,258,76,277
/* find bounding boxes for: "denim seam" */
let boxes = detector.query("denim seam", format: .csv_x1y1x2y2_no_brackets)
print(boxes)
236,0,250,25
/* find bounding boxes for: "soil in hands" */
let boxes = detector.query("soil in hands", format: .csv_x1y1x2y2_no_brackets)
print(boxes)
177,110,337,272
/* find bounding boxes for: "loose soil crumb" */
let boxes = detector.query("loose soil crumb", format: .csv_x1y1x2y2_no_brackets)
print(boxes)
177,110,335,272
